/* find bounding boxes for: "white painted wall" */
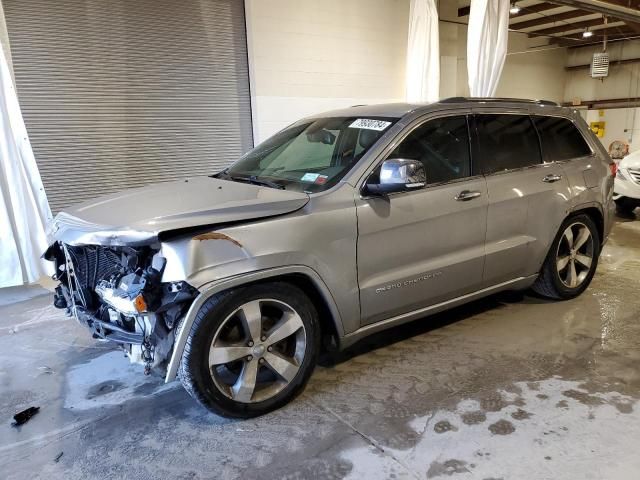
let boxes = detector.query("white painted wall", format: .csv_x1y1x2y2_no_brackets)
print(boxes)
244,0,409,143
564,40,640,104
563,40,640,154
499,36,567,102
438,1,459,99
245,0,573,144
452,27,568,102
585,107,640,154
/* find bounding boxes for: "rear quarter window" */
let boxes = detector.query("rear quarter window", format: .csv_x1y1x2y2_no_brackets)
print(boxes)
474,114,542,174
533,116,592,162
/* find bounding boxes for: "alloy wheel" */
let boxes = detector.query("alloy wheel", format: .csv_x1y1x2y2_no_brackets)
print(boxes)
556,221,594,289
208,299,306,403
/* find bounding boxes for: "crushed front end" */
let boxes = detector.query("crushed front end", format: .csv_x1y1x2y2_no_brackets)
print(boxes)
45,242,197,373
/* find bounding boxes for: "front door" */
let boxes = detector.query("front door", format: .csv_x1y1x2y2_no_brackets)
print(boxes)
356,115,488,325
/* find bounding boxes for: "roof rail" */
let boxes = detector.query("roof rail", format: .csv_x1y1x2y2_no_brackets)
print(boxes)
440,97,559,107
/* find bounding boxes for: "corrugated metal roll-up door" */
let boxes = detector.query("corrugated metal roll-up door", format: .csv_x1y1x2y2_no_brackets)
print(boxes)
3,0,253,213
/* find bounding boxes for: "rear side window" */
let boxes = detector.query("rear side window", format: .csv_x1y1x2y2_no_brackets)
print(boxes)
474,114,542,174
388,115,471,184
533,116,592,161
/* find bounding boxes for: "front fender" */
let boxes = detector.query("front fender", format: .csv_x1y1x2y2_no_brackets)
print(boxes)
164,265,344,382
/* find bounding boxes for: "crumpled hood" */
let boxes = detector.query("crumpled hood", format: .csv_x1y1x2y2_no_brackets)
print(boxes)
619,150,640,169
49,177,309,246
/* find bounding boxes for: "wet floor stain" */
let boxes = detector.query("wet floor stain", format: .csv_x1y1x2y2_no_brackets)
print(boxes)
426,459,470,478
86,380,125,399
510,408,533,421
461,411,486,425
488,419,515,435
433,420,458,434
562,389,606,406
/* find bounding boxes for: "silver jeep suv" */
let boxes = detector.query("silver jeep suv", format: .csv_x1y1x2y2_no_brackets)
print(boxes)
45,98,616,417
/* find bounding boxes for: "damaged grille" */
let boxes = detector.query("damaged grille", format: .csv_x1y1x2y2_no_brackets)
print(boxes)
65,245,123,291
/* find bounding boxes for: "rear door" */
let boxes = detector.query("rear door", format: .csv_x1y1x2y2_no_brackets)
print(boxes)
532,114,600,199
472,113,571,286
356,114,488,325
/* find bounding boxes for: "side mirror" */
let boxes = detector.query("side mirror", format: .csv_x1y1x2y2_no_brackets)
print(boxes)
365,158,426,195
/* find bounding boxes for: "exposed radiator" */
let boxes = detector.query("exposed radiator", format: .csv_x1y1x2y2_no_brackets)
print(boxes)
65,245,122,291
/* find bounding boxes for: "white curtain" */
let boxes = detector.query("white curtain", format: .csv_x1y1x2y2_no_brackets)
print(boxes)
406,0,439,103
0,40,53,288
467,0,510,97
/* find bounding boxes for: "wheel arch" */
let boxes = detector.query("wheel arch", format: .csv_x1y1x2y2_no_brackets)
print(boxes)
569,203,604,245
165,265,345,382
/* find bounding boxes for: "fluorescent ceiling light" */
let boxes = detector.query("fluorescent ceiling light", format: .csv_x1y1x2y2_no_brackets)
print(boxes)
510,2,521,14
583,28,594,38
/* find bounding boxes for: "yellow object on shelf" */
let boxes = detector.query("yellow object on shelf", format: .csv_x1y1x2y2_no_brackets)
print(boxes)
590,121,605,138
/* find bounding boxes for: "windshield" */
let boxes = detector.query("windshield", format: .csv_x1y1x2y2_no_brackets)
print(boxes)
219,116,397,192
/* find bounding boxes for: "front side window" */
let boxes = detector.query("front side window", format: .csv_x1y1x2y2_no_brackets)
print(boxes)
387,115,471,184
474,114,542,174
533,116,592,161
222,117,396,192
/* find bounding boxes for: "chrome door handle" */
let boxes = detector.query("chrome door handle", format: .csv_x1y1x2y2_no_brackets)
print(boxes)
542,174,563,183
455,190,482,201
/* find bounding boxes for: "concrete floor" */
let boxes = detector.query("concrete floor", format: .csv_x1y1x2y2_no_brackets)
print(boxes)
2,216,640,480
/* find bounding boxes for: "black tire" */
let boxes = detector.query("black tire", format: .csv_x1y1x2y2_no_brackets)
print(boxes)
178,282,320,418
532,214,600,300
615,197,638,214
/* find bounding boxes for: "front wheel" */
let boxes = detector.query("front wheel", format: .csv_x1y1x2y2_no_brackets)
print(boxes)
178,282,320,418
532,214,600,300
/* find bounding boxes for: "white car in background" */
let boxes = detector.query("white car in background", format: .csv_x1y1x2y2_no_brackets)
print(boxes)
614,149,640,214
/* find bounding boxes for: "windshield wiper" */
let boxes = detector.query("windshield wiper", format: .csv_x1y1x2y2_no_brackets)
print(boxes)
246,176,286,190
215,171,285,190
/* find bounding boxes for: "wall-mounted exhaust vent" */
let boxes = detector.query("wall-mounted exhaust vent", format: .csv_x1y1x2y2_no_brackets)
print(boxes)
591,52,610,78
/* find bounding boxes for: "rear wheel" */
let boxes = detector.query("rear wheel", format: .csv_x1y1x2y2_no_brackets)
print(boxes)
178,282,320,418
532,214,600,300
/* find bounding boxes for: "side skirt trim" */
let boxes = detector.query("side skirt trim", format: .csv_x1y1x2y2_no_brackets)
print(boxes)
340,275,538,349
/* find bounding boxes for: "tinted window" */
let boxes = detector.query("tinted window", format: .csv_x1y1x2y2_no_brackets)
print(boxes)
388,116,471,184
533,116,592,161
474,114,542,174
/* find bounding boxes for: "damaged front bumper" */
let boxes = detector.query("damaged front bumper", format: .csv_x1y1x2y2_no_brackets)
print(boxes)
47,241,198,373
77,306,144,344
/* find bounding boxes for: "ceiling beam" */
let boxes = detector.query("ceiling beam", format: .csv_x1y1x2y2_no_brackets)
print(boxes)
548,1,640,23
517,2,566,15
576,0,640,10
565,57,640,70
625,21,640,34
550,29,635,45
551,29,632,42
529,18,621,35
568,35,640,47
510,9,594,30
458,2,559,17
561,97,640,109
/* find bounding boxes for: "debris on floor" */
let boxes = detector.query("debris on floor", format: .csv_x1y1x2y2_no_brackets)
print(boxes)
38,366,54,375
12,406,40,426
